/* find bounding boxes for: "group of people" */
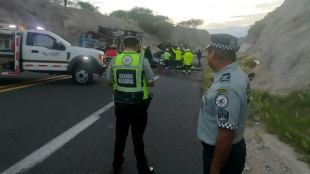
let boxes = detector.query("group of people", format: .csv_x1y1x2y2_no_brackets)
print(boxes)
163,47,203,74
106,31,251,174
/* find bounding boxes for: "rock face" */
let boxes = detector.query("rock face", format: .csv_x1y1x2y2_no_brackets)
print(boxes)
0,0,209,51
240,0,310,94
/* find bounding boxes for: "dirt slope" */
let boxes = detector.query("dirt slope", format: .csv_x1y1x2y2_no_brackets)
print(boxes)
0,0,209,51
239,0,310,94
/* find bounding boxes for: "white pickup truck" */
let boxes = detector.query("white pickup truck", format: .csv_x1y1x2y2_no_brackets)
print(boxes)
0,23,106,84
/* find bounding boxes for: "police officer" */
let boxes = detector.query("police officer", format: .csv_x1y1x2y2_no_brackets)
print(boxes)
197,34,251,174
106,30,155,174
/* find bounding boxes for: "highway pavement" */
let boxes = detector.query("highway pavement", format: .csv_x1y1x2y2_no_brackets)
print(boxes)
0,69,203,174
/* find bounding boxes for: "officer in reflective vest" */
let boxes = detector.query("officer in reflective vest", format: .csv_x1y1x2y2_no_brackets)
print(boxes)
106,30,155,174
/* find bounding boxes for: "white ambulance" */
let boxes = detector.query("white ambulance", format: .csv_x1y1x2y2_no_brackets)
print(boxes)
0,23,106,84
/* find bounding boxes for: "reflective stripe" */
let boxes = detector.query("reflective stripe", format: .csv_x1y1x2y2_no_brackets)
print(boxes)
137,70,142,88
115,86,143,92
112,65,143,70
138,55,142,66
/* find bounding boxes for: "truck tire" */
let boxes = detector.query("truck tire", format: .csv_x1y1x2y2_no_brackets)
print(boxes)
72,66,93,85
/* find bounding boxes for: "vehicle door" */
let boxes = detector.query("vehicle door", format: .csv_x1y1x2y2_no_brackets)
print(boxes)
22,32,68,71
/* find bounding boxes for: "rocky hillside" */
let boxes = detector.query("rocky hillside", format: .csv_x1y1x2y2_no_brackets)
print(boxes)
239,0,310,94
0,0,209,51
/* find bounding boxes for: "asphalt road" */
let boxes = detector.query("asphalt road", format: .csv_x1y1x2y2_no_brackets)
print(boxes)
0,69,203,174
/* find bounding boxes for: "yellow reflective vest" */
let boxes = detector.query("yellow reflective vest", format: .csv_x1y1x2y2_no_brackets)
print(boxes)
111,50,148,103
172,48,183,61
183,51,194,65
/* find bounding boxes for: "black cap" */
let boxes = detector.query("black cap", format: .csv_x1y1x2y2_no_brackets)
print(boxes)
204,34,238,51
124,30,138,40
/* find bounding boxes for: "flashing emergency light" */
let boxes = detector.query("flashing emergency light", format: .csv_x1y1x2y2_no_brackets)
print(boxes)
37,27,45,30
9,25,16,28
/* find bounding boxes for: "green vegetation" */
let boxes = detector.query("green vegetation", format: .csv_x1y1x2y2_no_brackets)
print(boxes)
47,0,100,12
202,55,310,166
77,1,99,12
237,54,257,71
177,19,204,29
110,7,174,38
110,7,204,38
247,21,266,42
251,89,310,165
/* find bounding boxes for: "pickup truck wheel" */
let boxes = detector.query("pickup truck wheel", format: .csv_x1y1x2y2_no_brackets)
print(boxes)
72,66,93,85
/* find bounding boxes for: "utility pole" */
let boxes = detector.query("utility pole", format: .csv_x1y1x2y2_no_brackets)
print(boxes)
64,0,67,7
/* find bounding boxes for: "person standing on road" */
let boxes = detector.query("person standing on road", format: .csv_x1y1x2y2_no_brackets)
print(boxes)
144,46,153,66
183,49,194,74
106,30,155,174
163,49,171,69
171,47,183,70
197,34,250,174
196,49,202,67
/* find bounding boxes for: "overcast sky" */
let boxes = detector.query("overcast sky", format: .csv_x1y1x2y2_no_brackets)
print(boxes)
87,0,284,29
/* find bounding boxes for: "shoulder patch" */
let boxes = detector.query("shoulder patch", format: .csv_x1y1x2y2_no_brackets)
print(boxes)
220,73,230,82
218,110,229,123
122,56,133,66
216,88,229,94
215,94,229,108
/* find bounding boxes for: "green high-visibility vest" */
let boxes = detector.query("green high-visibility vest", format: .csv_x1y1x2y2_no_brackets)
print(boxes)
164,51,170,60
111,50,148,103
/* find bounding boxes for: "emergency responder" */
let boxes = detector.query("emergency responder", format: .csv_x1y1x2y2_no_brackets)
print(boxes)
183,48,194,74
171,47,183,70
106,30,155,174
197,34,250,174
105,44,118,67
163,48,171,69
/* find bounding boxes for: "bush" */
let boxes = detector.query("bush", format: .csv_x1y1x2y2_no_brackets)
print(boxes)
251,89,310,166
110,7,175,38
248,21,266,42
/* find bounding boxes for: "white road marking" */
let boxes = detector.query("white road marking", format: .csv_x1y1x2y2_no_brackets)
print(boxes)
1,75,160,174
1,102,114,174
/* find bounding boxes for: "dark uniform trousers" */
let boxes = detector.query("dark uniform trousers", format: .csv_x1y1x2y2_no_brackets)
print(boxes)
113,100,149,173
202,139,246,174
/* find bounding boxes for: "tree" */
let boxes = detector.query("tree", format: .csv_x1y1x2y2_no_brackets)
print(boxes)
109,7,175,38
128,7,153,20
177,18,204,29
188,19,204,29
110,10,128,19
77,1,99,12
